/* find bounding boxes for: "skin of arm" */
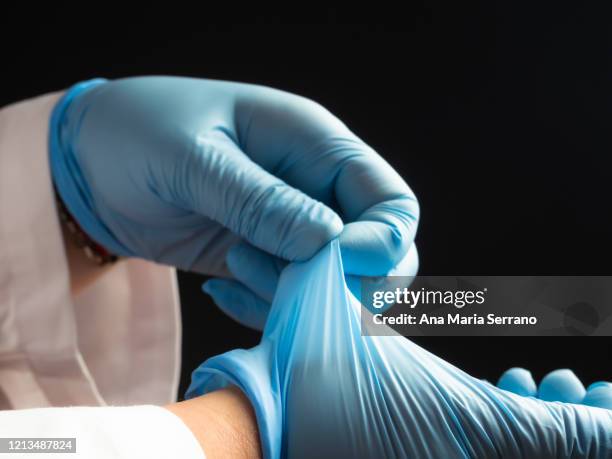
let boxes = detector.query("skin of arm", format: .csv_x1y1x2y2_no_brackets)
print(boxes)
165,387,262,459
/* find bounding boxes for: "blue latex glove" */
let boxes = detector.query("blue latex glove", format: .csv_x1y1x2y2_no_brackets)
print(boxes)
188,241,612,459
50,77,419,284
203,238,418,330
498,367,612,409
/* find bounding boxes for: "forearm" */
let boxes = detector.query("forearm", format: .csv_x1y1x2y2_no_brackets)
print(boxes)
165,387,262,459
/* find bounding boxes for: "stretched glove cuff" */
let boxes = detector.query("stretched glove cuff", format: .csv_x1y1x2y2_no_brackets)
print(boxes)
186,343,282,459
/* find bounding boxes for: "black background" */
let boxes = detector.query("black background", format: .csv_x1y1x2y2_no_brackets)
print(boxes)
2,5,610,397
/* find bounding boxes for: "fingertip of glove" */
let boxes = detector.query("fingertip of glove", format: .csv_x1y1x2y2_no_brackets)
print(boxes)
226,243,250,271
202,279,223,296
285,206,343,261
309,209,344,250
583,382,612,409
337,221,417,276
586,381,612,391
538,369,586,403
201,281,213,295
497,367,537,397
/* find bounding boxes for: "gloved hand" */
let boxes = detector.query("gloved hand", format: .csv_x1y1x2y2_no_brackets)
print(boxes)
187,241,612,459
50,77,419,286
498,367,612,409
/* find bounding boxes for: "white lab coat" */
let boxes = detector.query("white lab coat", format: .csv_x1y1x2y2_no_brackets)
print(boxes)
0,91,205,458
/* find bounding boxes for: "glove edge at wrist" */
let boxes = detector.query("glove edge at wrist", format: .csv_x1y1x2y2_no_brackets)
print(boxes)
186,344,282,459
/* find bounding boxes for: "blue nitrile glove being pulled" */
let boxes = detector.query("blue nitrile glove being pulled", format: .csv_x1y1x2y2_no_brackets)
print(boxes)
49,77,419,299
187,241,612,459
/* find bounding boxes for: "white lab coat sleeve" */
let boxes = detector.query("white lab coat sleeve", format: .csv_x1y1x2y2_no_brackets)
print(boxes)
0,405,205,459
0,92,205,458
0,91,183,410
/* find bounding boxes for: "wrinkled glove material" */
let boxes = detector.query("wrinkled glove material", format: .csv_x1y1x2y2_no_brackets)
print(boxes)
188,241,612,459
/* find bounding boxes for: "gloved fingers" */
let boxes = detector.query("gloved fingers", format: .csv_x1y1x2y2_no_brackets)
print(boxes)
496,368,537,397
226,242,286,303
538,369,586,404
234,89,419,275
202,278,270,331
582,382,612,410
180,131,343,262
182,226,240,277
497,367,611,409
226,241,417,310
384,243,420,277
345,243,419,305
335,156,419,276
